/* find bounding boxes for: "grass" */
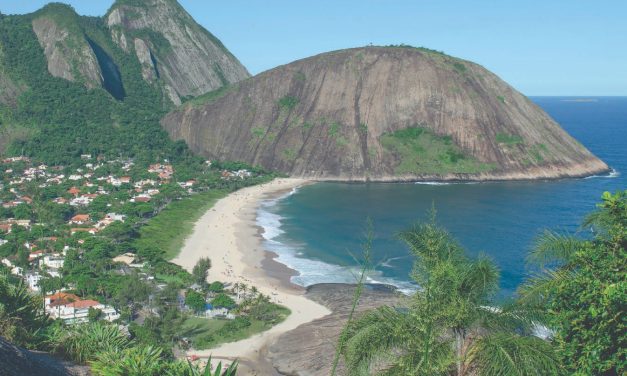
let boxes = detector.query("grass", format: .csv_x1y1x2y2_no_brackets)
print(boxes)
495,132,523,145
380,126,496,175
277,95,299,111
181,306,290,350
135,190,228,260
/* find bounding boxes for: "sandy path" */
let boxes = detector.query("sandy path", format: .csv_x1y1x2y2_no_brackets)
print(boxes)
171,178,331,373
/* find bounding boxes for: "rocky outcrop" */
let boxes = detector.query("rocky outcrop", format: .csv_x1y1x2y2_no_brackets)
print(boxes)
267,284,401,376
162,47,609,181
31,11,103,89
0,336,90,376
0,68,25,107
106,0,250,104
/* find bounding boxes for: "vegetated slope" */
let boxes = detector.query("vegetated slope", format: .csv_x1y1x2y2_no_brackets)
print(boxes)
162,46,609,181
0,0,246,165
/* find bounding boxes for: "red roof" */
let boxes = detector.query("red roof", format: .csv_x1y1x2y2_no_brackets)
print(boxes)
68,187,80,195
70,214,90,222
68,300,100,309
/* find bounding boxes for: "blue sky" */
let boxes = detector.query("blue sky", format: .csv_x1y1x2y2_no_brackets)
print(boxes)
2,1,625,96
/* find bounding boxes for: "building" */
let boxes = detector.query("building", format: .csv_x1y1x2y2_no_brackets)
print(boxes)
69,214,90,225
45,293,120,324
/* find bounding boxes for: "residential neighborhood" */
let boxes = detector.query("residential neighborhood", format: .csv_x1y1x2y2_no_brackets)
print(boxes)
0,155,265,334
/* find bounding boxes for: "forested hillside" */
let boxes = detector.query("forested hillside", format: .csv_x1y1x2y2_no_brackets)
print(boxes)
0,1,246,169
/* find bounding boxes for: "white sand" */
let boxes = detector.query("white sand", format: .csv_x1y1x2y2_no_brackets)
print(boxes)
171,178,331,372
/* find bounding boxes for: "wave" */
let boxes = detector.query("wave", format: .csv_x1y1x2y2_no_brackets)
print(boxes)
414,181,479,185
584,168,620,179
257,198,417,295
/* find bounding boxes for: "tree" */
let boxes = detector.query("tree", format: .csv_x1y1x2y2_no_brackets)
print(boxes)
0,272,49,348
520,191,626,375
191,257,211,286
185,290,206,313
340,214,561,375
208,281,224,293
211,293,235,309
88,307,103,322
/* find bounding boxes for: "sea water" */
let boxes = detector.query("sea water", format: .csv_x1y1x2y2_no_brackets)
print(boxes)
258,97,627,297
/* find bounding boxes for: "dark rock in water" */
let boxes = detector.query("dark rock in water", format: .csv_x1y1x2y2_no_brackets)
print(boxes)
162,46,608,181
267,283,402,376
0,336,90,376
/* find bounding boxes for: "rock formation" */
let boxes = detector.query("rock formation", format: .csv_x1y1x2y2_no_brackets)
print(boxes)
162,47,609,181
106,0,250,104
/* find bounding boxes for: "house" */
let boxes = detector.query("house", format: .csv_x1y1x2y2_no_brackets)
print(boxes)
53,197,68,204
41,255,64,269
68,187,81,196
45,293,120,324
69,214,90,225
26,272,42,291
0,239,7,246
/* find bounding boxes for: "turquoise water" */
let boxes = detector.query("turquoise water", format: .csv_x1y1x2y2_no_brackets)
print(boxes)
258,97,627,296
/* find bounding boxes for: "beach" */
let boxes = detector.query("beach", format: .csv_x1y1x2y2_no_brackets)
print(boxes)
171,178,331,373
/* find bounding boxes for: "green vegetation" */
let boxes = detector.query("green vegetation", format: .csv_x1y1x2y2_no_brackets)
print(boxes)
181,304,290,350
452,62,467,73
328,121,341,138
282,147,297,162
0,272,49,348
339,212,560,375
529,143,548,163
134,190,227,261
192,257,212,286
496,95,506,104
294,71,306,82
380,126,496,174
277,95,299,110
45,321,237,375
519,191,626,375
495,132,523,145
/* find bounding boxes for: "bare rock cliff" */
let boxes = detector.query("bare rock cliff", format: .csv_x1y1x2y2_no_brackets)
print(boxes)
162,47,609,181
31,14,103,89
106,0,250,104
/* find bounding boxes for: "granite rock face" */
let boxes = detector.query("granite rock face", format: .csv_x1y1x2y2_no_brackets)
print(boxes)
162,47,608,181
0,336,90,376
32,16,103,89
106,0,250,104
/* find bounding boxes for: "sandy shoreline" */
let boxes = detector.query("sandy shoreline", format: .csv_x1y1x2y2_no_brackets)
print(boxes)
171,178,331,373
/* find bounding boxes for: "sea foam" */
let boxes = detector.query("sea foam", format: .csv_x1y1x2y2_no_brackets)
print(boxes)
257,196,417,294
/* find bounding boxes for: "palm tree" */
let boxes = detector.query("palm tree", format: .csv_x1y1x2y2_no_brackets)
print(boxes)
339,216,560,375
518,191,626,375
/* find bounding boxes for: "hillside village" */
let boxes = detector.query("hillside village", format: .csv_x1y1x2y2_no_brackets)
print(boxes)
0,155,284,349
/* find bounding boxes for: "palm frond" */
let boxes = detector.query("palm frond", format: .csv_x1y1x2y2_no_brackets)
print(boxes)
342,307,412,375
468,333,563,376
516,268,576,307
526,230,583,267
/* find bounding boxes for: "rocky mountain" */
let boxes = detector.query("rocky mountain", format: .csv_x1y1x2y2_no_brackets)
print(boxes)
162,47,609,181
106,0,250,104
0,0,248,161
1,0,248,106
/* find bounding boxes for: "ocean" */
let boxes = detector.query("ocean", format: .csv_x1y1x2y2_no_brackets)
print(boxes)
257,97,627,297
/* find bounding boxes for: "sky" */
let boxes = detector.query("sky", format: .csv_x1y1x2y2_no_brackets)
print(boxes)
1,0,626,96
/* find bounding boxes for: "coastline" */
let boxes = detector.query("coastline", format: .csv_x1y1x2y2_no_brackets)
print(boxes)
170,178,331,372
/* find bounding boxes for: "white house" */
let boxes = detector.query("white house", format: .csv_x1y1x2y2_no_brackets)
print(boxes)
41,255,64,269
45,293,120,324
26,272,42,291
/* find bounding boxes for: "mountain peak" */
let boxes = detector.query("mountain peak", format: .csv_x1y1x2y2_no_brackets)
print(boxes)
106,0,249,104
